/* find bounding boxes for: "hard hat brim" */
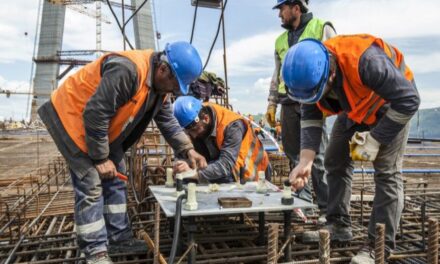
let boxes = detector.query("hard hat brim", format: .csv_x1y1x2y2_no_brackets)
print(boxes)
272,0,288,9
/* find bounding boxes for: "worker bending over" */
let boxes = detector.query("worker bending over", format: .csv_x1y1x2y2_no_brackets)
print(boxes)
173,96,271,183
38,42,207,264
283,35,420,263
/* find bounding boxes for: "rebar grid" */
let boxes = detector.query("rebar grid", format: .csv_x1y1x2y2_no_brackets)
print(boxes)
267,223,279,264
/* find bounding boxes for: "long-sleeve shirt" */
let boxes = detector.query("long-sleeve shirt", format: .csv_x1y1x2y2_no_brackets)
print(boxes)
268,13,337,107
83,55,193,162
38,53,193,178
192,106,247,183
300,44,421,152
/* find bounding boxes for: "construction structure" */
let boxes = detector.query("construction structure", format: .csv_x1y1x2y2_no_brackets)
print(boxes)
1,1,439,264
31,0,156,118
1,125,440,263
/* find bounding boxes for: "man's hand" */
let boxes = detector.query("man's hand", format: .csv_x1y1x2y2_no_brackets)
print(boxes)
187,149,208,169
349,131,381,161
174,160,200,181
95,159,117,180
289,162,312,191
174,160,191,174
289,149,315,191
265,105,277,128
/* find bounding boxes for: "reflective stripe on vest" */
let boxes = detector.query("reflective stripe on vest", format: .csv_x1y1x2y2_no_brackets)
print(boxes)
51,50,154,153
208,103,270,182
275,18,327,95
318,34,414,125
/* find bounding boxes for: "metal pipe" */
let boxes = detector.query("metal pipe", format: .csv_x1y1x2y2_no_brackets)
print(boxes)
354,168,440,174
427,218,439,264
375,223,385,264
153,203,160,264
267,223,279,264
139,230,167,264
319,229,330,264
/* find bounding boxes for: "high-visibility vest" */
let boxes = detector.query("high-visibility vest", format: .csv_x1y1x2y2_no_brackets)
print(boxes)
317,34,414,125
208,103,270,182
51,50,154,153
275,18,328,95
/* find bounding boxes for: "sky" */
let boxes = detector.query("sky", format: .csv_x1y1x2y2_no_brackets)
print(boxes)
0,0,439,121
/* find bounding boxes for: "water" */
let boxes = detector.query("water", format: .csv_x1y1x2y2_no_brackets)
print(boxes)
0,94,31,122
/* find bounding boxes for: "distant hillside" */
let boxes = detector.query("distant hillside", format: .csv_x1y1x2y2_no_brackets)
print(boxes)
409,107,440,139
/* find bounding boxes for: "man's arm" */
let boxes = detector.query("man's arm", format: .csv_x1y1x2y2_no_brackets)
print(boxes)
268,51,281,107
83,56,138,163
154,98,194,156
198,120,246,182
300,103,325,152
360,45,420,145
289,104,325,189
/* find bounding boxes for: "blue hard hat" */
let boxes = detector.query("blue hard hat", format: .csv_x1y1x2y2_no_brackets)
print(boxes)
273,0,290,9
173,96,203,128
165,41,203,95
282,38,330,104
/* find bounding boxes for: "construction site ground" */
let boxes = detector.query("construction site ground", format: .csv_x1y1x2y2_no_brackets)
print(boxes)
0,129,439,263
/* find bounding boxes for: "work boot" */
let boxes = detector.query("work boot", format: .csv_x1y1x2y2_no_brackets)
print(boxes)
302,224,353,243
86,252,113,264
108,238,148,254
350,244,374,264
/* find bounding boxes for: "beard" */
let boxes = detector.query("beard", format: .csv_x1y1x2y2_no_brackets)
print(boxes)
281,15,297,30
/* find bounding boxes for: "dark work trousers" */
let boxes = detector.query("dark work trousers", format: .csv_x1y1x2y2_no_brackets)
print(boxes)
71,159,133,257
325,113,407,248
281,104,329,213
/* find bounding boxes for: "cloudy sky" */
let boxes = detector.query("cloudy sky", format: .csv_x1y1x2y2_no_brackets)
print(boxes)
0,0,439,120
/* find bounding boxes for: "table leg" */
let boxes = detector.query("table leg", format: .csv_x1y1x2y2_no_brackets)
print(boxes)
187,216,196,264
284,210,292,261
258,212,265,245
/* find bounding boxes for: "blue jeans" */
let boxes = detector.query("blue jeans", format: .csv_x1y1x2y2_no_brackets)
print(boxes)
71,160,132,257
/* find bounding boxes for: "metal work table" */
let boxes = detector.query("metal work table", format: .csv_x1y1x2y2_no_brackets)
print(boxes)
150,184,316,263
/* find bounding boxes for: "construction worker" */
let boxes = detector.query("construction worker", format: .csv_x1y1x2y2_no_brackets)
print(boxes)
265,0,335,221
283,35,420,263
38,42,208,264
173,96,271,183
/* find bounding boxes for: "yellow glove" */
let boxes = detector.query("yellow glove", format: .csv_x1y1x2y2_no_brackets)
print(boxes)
265,105,277,128
349,131,381,161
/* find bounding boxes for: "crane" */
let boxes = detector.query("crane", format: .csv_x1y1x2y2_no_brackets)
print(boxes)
47,0,111,55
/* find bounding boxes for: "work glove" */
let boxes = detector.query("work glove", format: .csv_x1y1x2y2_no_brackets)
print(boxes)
265,105,277,128
349,131,381,161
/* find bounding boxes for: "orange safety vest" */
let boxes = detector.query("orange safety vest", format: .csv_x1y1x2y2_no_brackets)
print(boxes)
317,34,414,125
51,50,154,153
208,103,270,182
